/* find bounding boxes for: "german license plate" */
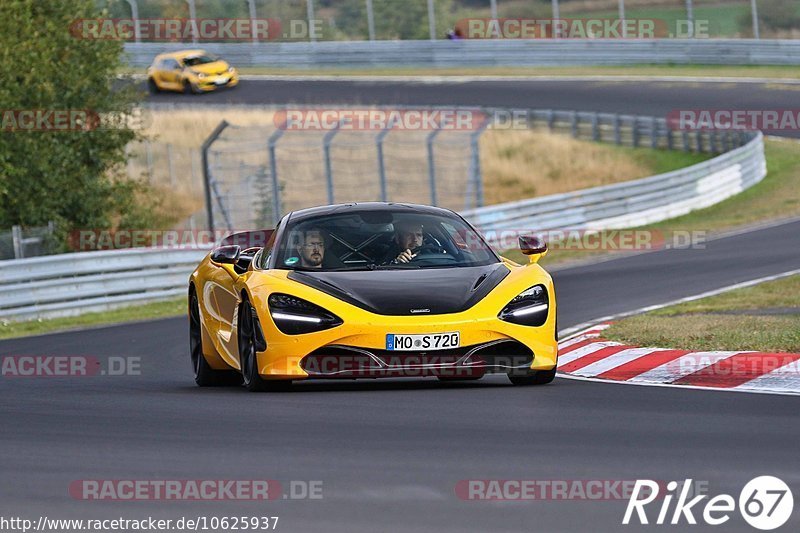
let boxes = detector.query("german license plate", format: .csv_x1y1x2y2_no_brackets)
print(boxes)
386,332,460,351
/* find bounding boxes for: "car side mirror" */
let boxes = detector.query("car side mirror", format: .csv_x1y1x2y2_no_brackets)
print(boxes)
519,235,547,263
210,245,240,264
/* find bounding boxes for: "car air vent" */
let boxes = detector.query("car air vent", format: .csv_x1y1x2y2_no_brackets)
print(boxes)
471,273,488,292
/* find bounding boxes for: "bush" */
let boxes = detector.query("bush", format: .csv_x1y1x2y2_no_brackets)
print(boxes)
0,0,151,243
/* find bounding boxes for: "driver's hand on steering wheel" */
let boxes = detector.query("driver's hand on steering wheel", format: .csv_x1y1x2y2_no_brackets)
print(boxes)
394,248,418,263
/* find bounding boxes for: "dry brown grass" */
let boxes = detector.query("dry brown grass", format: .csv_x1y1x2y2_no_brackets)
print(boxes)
480,129,650,204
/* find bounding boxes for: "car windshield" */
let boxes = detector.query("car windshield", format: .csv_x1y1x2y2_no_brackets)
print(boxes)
274,209,499,271
183,55,218,66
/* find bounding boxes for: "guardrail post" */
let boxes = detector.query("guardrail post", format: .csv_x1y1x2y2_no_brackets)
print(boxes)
614,114,621,145
323,124,341,204
547,110,555,131
570,111,578,138
682,131,689,152
632,117,640,147
591,113,599,141
376,126,392,202
695,131,703,153
201,120,229,232
426,127,442,206
709,131,718,153
667,127,674,151
267,129,285,226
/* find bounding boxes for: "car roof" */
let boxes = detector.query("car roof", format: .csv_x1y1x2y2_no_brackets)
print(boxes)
156,49,210,60
286,202,458,223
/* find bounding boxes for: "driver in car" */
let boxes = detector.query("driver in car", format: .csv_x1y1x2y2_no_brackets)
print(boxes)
296,228,325,269
382,221,443,264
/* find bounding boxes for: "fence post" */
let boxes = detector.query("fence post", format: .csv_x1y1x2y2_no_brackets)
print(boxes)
547,110,555,131
682,130,689,152
695,131,703,153
366,0,376,41
145,140,154,183
267,129,285,226
247,0,258,43
376,127,392,202
166,143,176,187
570,111,578,138
201,120,229,232
591,113,599,141
323,124,341,204
307,0,316,43
614,114,621,145
124,0,141,43
426,127,442,206
632,117,640,147
185,0,198,44
11,225,23,259
469,116,491,209
427,0,436,40
650,116,658,149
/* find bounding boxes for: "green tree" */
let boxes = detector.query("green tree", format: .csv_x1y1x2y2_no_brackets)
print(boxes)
0,0,150,239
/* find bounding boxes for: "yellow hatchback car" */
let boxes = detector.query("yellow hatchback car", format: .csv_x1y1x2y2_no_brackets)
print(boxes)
146,50,239,94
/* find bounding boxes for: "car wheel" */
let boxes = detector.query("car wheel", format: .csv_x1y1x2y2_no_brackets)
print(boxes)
507,368,557,386
147,78,160,94
182,80,196,94
239,301,291,392
189,290,241,387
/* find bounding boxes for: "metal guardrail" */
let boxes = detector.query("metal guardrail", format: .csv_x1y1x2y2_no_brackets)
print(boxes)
0,247,210,321
462,131,766,242
0,114,767,322
124,39,800,68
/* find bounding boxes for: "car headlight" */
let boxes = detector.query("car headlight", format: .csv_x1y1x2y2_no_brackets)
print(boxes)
194,71,205,79
498,284,549,327
268,293,342,335
228,66,235,73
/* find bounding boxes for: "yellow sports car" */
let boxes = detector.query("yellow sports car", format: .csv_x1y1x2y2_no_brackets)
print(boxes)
146,50,239,94
189,203,558,391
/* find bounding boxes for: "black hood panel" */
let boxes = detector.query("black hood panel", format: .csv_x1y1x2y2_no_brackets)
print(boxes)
287,264,509,316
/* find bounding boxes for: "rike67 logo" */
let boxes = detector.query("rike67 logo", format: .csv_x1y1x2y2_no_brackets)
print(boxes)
624,477,794,530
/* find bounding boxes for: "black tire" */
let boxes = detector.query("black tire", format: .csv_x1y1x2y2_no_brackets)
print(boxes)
507,368,557,386
189,290,241,387
147,78,160,94
239,301,291,392
183,79,197,95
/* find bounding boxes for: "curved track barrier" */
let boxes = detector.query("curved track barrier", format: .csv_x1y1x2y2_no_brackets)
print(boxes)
462,131,765,238
124,40,800,68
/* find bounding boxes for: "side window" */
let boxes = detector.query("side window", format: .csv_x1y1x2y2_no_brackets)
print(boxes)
257,226,279,269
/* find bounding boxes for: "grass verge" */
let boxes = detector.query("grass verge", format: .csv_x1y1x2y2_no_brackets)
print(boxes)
603,275,800,352
0,298,185,341
502,138,800,267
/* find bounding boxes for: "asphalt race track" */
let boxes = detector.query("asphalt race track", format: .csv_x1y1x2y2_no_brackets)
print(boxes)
1,79,799,532
146,77,800,138
2,219,799,532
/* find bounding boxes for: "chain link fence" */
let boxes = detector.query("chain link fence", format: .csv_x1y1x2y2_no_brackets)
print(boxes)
0,223,58,260
200,111,488,233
